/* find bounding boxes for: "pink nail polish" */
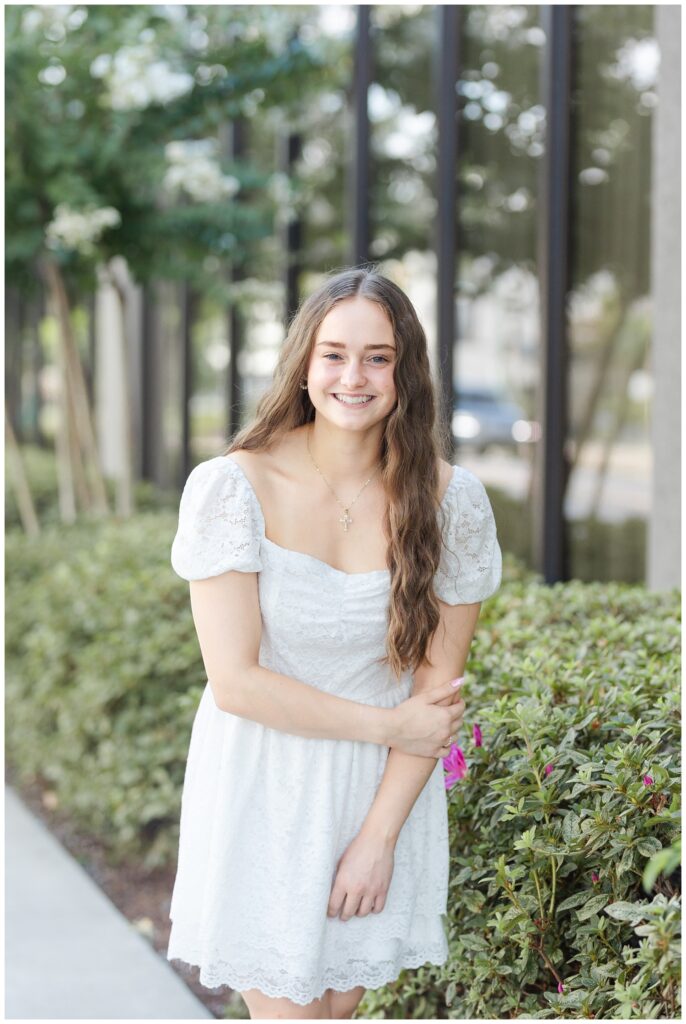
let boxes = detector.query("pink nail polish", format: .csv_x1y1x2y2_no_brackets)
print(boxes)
450,677,465,688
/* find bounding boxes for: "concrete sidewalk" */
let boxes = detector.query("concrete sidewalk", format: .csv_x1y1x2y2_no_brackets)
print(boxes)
5,785,213,1019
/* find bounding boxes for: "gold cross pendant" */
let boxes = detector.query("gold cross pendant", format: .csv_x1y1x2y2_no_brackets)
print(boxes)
339,508,353,531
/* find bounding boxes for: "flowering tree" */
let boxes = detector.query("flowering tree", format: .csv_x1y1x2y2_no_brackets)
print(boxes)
5,4,330,522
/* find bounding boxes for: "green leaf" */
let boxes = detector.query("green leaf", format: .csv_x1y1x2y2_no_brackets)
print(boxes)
562,811,581,842
635,836,662,857
576,893,610,920
459,934,491,951
557,890,593,913
604,901,647,922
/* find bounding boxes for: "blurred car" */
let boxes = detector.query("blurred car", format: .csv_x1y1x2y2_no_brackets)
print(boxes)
451,386,540,452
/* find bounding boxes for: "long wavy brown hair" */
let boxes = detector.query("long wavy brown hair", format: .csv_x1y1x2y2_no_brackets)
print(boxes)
225,265,454,680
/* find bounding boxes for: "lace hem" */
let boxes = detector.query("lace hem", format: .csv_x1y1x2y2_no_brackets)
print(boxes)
167,941,449,1005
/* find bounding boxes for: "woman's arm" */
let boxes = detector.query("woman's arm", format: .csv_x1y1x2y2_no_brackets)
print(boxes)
187,569,464,754
360,600,481,843
326,599,481,920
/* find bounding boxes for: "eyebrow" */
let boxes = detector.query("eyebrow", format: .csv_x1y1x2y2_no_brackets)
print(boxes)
315,341,396,351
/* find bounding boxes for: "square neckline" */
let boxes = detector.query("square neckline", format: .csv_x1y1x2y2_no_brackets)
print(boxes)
220,454,459,579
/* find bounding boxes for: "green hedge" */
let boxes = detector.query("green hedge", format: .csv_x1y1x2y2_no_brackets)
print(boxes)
359,578,680,1019
5,511,680,1019
6,512,204,869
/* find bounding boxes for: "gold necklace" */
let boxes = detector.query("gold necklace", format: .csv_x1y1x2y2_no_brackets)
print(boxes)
306,423,381,532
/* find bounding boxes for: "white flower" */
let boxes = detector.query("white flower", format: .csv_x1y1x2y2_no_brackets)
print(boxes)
609,37,660,91
21,9,45,33
22,5,88,38
45,203,121,255
266,172,299,228
95,43,194,111
90,53,112,78
261,16,293,56
162,139,240,203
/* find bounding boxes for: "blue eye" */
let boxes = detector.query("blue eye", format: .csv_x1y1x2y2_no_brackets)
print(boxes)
323,353,389,363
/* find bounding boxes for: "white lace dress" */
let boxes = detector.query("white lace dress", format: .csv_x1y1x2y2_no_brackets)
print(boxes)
166,455,502,1005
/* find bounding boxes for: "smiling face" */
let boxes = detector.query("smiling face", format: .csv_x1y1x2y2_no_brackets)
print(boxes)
305,296,398,430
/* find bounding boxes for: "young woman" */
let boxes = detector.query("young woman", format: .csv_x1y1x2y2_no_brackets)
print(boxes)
166,267,502,1020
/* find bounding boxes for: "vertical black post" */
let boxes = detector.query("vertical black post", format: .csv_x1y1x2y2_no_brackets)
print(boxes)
281,129,303,325
227,117,245,441
351,5,371,265
537,5,573,582
180,284,194,483
282,28,303,325
435,6,459,449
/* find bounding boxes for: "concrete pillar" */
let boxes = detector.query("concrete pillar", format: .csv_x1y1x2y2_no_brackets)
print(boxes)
94,262,127,480
647,6,681,590
94,258,143,509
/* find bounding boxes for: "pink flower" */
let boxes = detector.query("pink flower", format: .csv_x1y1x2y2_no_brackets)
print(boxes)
643,774,654,786
443,744,468,790
591,871,599,883
544,763,553,776
473,723,482,747
557,981,564,994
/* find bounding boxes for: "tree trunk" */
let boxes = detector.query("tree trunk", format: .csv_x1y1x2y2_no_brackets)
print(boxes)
40,256,110,517
53,303,77,523
589,320,650,517
101,257,135,517
5,412,40,536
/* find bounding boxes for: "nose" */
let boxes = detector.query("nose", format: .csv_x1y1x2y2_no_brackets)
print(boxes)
340,359,367,388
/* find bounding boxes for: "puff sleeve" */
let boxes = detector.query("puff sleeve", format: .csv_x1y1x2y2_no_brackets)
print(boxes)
433,467,502,605
170,457,264,581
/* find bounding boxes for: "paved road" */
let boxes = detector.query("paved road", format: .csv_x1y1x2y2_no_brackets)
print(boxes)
5,786,212,1019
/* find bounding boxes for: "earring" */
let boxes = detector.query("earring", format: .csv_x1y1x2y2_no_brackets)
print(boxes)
299,378,308,390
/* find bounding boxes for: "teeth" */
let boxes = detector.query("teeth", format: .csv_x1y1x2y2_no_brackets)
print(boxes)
334,394,374,405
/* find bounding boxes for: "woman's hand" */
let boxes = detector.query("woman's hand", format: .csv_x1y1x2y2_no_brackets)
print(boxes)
327,830,395,921
388,679,466,758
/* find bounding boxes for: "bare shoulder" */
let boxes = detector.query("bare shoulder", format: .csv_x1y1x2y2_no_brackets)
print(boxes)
437,457,454,503
223,447,263,472
225,427,304,488
222,448,271,495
